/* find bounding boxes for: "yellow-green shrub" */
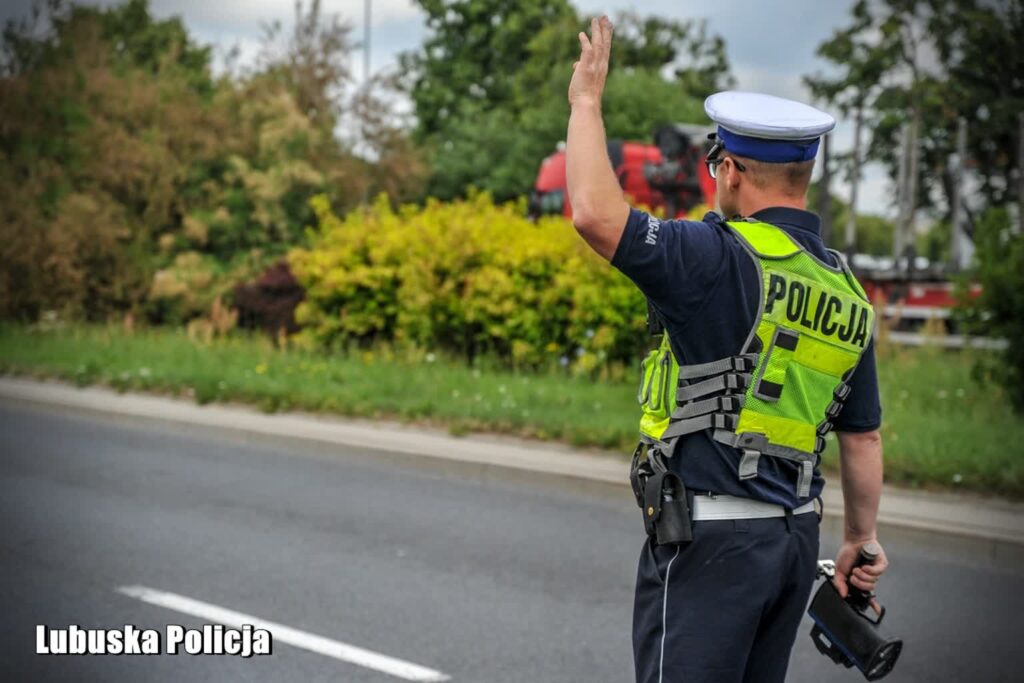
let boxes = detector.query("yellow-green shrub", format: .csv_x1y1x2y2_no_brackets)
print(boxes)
289,193,648,370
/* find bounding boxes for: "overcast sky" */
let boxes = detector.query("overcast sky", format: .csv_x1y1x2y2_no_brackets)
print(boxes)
1,0,895,216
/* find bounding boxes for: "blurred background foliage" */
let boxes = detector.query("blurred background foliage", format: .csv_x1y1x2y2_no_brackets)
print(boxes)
0,0,1021,399
0,0,725,336
290,192,646,370
0,0,424,324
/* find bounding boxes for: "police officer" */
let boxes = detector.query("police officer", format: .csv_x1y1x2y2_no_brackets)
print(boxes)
566,17,889,683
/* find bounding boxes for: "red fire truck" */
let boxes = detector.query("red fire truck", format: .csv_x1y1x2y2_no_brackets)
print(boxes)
528,124,717,220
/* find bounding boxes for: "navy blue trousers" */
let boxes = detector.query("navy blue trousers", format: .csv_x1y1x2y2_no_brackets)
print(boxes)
633,512,820,683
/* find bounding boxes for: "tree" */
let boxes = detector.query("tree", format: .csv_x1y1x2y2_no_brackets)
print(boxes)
0,0,221,320
400,0,577,139
612,11,732,100
806,0,1024,236
0,0,417,323
256,0,353,133
959,208,1024,413
402,1,732,201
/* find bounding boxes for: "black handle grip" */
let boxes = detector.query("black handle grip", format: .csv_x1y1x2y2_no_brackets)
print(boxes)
853,540,882,569
847,541,882,610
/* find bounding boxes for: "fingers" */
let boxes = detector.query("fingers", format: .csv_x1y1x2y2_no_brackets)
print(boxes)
849,571,877,593
600,15,613,52
589,17,602,53
856,562,886,578
833,572,849,599
852,551,888,591
581,16,613,63
591,16,612,65
578,31,591,53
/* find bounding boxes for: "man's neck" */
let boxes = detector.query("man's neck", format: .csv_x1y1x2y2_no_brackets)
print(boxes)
736,194,807,217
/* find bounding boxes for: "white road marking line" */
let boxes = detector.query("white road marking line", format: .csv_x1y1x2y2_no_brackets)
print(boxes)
117,585,450,682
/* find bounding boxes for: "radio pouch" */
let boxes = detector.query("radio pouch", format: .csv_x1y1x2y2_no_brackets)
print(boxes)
643,470,694,545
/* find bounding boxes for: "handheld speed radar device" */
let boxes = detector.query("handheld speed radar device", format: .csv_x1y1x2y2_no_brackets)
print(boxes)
808,542,903,680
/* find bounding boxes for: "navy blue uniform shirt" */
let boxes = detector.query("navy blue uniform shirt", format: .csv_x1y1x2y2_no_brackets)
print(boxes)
613,206,882,508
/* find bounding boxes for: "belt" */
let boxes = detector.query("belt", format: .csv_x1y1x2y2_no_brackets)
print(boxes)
690,494,816,521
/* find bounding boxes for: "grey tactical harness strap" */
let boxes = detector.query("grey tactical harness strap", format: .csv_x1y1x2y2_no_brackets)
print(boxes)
660,413,737,441
662,349,851,499
711,429,818,498
677,353,758,380
677,372,750,402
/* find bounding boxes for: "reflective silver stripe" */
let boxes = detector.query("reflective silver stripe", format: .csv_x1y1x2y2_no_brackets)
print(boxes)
691,494,816,520
658,546,681,683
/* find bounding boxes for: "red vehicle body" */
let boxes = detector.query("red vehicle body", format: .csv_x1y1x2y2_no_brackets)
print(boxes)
529,124,717,220
861,276,980,327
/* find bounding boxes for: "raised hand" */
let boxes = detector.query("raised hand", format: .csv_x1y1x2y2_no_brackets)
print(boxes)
568,16,613,108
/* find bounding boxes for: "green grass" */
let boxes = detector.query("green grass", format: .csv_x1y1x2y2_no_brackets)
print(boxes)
0,323,1021,498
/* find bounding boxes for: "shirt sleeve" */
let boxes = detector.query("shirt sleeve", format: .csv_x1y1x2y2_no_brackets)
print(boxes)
610,208,726,328
831,337,883,432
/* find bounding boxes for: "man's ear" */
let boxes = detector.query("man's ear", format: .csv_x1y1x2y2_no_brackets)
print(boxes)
725,158,743,192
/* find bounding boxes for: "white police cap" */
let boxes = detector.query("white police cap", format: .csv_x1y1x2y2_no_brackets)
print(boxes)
704,91,836,162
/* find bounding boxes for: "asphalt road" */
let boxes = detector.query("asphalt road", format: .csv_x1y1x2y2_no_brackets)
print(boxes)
0,401,1019,682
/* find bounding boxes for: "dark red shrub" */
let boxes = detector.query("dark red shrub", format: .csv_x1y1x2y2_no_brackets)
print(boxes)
233,261,305,337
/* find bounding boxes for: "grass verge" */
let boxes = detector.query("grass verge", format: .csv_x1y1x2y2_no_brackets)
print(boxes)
0,324,1020,498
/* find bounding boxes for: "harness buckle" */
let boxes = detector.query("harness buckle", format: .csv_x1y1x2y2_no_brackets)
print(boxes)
731,355,755,372
724,373,750,391
738,449,760,479
825,400,843,419
713,413,738,430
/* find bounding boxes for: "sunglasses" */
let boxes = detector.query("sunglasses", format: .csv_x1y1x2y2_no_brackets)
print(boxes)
704,140,747,180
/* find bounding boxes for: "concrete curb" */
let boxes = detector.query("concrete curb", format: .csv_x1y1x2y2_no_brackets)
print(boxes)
2,376,1022,551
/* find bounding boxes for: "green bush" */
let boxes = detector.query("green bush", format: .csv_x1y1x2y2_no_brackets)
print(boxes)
289,193,648,371
958,208,1024,413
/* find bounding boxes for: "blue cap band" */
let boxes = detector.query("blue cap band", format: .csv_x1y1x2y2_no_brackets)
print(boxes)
718,126,820,163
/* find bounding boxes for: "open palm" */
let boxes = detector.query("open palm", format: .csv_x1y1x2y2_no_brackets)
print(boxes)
568,16,613,107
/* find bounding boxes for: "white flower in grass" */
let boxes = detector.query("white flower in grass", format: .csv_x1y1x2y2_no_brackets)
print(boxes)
138,367,151,378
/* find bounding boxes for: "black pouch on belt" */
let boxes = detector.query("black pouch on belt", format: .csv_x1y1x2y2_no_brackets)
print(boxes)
643,470,694,545
629,444,653,509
